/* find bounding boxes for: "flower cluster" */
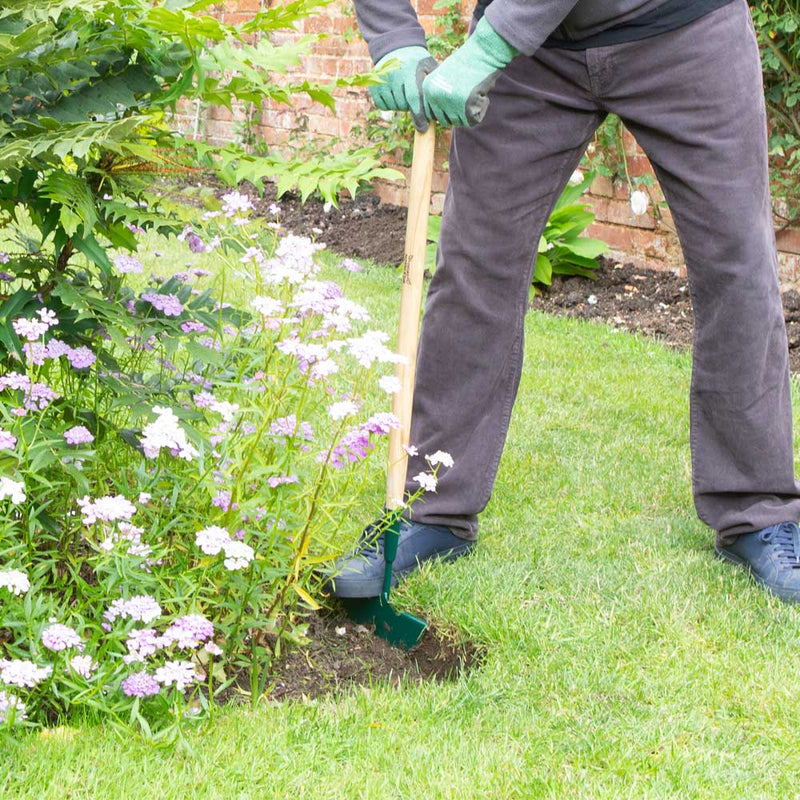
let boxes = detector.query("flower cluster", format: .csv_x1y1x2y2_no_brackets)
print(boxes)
0,568,29,595
195,525,254,571
140,406,199,460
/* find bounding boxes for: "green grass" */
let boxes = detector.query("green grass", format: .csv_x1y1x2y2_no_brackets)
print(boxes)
5,238,800,799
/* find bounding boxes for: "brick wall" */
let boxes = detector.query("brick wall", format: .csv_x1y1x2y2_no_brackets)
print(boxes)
177,1,800,282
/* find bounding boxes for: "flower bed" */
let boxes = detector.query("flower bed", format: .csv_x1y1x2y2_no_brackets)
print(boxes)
0,195,446,738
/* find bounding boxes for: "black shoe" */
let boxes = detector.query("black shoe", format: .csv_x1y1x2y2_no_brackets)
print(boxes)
716,521,800,603
326,519,475,599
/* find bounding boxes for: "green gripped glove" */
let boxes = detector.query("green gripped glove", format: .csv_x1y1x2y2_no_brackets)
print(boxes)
370,46,438,132
422,17,519,127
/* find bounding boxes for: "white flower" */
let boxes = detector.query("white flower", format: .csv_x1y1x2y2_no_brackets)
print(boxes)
568,169,584,186
252,296,284,318
426,450,454,468
222,540,254,571
328,400,359,420
141,406,198,461
346,330,405,369
378,375,401,394
0,477,25,504
412,472,437,493
210,400,239,423
0,659,52,688
77,494,136,526
403,444,419,457
195,525,231,556
153,660,200,691
67,655,97,679
630,190,649,216
0,568,29,596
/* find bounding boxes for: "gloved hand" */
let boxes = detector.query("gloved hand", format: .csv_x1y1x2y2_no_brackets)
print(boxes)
370,46,438,132
422,17,519,127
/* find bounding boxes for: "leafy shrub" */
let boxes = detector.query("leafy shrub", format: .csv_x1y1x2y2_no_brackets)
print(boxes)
0,0,398,321
532,170,608,286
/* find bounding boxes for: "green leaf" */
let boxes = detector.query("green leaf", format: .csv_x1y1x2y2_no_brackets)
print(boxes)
73,231,114,276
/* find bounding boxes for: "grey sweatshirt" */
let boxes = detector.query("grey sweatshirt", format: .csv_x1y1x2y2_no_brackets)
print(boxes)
353,0,671,62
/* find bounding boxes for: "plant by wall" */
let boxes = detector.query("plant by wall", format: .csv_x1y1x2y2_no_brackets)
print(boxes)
751,1,800,227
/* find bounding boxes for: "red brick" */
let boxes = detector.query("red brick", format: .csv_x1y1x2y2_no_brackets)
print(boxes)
602,198,657,230
776,228,800,255
589,175,614,198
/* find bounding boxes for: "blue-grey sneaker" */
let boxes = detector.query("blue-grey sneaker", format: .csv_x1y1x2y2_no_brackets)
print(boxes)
715,521,800,603
326,519,475,599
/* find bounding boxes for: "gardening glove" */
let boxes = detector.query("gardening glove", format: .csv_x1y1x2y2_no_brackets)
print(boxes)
422,17,519,128
370,46,438,132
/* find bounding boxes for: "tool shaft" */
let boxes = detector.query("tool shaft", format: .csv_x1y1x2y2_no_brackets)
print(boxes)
386,126,436,510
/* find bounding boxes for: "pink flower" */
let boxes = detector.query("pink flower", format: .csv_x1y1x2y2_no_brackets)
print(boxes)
64,425,94,445
123,629,166,664
0,429,16,450
104,595,161,626
113,254,144,274
154,660,200,691
221,191,254,217
267,474,298,488
162,614,214,649
67,346,96,370
68,655,97,679
141,292,184,317
122,670,160,698
77,494,136,525
41,623,83,652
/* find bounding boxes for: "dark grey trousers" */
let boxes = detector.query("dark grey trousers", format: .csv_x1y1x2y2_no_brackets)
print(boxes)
405,0,800,545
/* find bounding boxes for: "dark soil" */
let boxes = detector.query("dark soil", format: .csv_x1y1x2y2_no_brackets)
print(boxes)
248,184,800,374
267,613,480,701
253,184,409,267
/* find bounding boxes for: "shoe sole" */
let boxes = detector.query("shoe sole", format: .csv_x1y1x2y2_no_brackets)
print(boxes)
328,542,476,599
715,546,800,604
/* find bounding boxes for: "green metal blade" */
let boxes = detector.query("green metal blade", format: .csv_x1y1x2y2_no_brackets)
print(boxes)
342,596,428,650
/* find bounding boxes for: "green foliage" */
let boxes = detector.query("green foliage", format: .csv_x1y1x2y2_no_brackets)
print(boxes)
533,171,608,286
0,208,435,737
751,1,800,225
0,0,397,315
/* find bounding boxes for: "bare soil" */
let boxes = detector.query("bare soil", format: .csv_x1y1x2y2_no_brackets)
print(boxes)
267,613,480,701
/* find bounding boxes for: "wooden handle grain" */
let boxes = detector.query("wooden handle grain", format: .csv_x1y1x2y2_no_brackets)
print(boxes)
385,125,436,510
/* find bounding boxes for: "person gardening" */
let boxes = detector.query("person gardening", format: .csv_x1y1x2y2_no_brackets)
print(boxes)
329,0,800,603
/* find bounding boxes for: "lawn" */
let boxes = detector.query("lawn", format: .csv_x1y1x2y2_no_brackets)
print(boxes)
3,237,800,799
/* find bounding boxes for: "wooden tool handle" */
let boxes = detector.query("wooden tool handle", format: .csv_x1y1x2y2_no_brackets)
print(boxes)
385,125,436,510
